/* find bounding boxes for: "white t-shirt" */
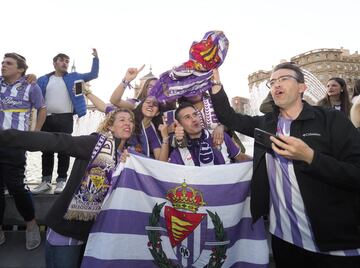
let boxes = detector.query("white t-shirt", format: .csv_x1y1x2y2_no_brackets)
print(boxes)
45,75,73,114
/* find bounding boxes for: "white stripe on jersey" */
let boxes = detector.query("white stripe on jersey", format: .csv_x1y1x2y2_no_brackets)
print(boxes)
267,152,360,256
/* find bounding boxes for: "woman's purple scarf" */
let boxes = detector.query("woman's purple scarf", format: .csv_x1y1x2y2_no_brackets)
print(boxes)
64,133,117,221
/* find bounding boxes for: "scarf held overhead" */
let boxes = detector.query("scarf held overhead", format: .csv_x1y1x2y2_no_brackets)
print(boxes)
149,31,229,103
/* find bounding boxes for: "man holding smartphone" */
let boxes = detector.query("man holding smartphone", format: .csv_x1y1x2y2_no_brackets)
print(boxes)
34,49,99,194
210,63,360,267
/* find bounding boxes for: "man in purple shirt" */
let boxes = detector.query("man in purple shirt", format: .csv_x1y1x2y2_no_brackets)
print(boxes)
0,53,47,250
169,102,250,166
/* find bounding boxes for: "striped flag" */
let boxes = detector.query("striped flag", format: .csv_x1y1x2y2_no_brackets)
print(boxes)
82,154,269,268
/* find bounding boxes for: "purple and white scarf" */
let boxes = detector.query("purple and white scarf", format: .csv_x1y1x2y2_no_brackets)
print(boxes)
149,31,229,103
64,133,117,221
196,94,220,130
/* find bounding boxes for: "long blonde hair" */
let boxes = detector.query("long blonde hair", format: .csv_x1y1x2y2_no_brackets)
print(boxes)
97,108,135,134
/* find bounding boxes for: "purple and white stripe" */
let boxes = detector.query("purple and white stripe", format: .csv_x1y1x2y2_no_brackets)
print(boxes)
82,154,269,267
0,77,45,131
46,228,83,246
267,116,360,256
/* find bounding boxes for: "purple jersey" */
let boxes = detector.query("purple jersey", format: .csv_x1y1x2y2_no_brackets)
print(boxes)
131,122,161,158
0,77,45,130
267,116,360,256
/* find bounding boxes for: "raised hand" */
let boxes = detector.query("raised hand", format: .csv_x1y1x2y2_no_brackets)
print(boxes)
212,124,224,147
120,149,130,163
124,64,145,83
174,119,185,142
25,74,37,84
92,48,98,58
212,68,220,82
211,68,222,94
158,116,169,140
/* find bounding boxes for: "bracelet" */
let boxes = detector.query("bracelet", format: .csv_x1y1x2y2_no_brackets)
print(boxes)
175,139,185,148
162,136,170,144
121,79,131,89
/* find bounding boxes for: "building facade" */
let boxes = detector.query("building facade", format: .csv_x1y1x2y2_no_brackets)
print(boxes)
231,96,250,114
248,48,360,97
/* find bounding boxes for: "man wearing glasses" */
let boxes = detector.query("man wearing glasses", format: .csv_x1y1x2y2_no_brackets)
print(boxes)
0,53,46,250
210,63,360,267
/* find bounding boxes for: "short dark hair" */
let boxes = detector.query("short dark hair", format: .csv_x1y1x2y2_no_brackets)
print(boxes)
175,101,195,122
272,62,305,83
4,53,28,76
53,53,70,63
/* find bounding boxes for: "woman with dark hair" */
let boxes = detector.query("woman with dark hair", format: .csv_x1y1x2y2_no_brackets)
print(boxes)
0,108,136,267
318,77,351,117
130,95,169,161
136,76,158,101
110,67,172,161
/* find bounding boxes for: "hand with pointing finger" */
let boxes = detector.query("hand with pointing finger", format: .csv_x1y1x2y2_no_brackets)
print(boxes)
124,64,145,83
158,116,169,141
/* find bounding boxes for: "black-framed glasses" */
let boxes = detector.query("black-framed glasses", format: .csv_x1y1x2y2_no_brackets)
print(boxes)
266,75,299,89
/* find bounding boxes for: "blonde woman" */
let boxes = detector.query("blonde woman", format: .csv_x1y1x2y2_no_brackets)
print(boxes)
0,108,136,267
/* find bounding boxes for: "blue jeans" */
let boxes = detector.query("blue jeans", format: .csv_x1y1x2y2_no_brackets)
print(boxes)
45,240,84,268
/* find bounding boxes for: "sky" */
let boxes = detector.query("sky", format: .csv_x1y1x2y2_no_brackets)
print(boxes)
2,0,359,101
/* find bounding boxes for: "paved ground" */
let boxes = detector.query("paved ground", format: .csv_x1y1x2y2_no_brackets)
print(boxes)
0,230,45,268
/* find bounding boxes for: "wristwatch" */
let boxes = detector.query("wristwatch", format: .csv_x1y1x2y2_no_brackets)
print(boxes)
212,80,222,86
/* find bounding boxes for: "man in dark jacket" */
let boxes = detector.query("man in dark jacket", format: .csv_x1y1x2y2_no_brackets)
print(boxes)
210,63,360,267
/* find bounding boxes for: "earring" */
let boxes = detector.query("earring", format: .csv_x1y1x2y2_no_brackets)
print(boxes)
341,90,344,92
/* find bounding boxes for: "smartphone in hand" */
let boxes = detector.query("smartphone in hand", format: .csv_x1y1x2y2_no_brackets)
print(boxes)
164,110,175,125
74,80,84,96
254,128,283,149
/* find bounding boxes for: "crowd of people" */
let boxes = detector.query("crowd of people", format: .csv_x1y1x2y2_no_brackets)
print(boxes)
0,45,360,268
